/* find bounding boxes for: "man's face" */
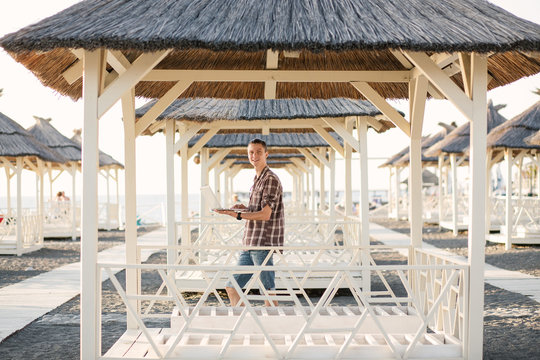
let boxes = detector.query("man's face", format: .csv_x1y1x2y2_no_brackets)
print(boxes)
247,143,268,168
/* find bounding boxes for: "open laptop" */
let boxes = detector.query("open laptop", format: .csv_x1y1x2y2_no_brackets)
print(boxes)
201,185,248,212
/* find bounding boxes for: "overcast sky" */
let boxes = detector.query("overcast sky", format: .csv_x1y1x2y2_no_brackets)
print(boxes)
0,0,539,199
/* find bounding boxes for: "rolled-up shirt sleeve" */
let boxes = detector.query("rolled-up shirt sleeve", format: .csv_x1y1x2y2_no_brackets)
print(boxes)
260,175,281,211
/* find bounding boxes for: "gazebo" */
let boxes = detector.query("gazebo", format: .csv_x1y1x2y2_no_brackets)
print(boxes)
486,101,540,248
71,129,124,230
424,100,507,234
0,112,66,255
2,0,540,358
27,116,82,238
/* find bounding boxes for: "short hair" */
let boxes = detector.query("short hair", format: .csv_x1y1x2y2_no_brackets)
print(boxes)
248,138,267,152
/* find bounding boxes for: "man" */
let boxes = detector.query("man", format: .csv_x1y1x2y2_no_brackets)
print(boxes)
215,138,284,306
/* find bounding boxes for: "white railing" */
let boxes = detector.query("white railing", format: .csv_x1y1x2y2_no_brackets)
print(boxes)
99,250,469,359
21,212,41,248
0,215,16,241
0,212,42,251
422,193,439,222
439,194,469,223
491,196,540,236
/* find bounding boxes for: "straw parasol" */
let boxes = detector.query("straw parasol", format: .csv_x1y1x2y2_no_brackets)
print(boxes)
424,100,508,157
487,101,540,152
0,112,66,165
27,116,81,162
1,0,539,101
526,130,540,146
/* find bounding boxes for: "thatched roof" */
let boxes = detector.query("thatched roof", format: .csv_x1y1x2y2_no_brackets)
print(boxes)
230,160,293,169
225,153,305,160
487,101,540,150
27,116,81,162
71,129,124,169
1,0,539,101
0,112,66,164
189,132,342,149
526,130,540,146
379,145,410,168
424,100,507,156
402,169,439,186
394,122,457,166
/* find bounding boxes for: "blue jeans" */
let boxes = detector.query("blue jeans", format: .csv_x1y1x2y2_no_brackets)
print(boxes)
226,250,275,290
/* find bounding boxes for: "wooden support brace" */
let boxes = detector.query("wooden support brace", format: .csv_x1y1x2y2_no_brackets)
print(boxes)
323,118,361,153
308,148,330,168
297,148,320,168
313,125,344,157
188,128,219,159
207,149,231,171
174,124,203,154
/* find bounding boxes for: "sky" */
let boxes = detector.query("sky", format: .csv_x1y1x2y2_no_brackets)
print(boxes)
0,0,539,200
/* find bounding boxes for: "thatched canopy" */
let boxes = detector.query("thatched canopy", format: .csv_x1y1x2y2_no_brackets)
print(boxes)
379,145,410,168
229,160,293,169
0,112,66,165
190,132,342,152
487,101,540,151
402,169,439,186
526,130,540,146
394,122,457,166
27,116,81,162
1,0,539,100
136,98,394,134
71,129,124,169
424,100,507,157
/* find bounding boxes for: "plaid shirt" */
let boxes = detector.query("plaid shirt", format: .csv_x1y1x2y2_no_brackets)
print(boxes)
244,166,284,247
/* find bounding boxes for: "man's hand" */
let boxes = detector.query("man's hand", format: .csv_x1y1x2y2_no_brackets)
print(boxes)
230,203,247,210
213,209,237,217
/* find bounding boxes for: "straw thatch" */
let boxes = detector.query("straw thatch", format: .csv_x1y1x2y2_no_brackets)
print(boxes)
394,122,457,166
379,145,410,168
1,0,539,101
189,132,342,149
27,116,81,162
525,130,540,146
225,153,305,160
487,101,540,150
0,112,66,164
424,100,507,157
230,159,293,169
137,97,394,134
71,129,124,169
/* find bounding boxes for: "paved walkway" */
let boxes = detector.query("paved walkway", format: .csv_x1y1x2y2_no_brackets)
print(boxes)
370,222,540,303
0,227,166,343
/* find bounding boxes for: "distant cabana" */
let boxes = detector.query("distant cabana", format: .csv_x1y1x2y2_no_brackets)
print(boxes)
27,116,82,239
71,129,124,230
0,112,66,255
424,100,507,234
486,101,540,248
2,0,540,357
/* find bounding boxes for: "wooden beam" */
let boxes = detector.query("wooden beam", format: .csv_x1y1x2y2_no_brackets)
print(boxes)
62,60,83,85
290,158,309,173
323,117,360,153
410,75,428,140
404,51,473,119
366,117,383,132
313,125,344,157
207,149,231,171
351,82,411,136
174,123,203,154
143,70,411,82
297,148,320,168
459,53,473,98
98,51,170,118
215,158,236,175
187,128,219,159
135,80,192,136
308,148,330,168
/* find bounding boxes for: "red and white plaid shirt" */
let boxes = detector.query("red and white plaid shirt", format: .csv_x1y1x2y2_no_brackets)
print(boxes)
244,166,284,247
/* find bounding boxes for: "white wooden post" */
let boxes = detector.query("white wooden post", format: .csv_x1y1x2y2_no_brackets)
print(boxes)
215,167,221,205
71,164,77,240
105,168,111,230
115,168,120,229
38,160,44,244
394,167,401,219
357,117,370,292
121,88,139,330
537,153,540,199
310,163,316,212
450,153,459,235
16,157,22,256
80,49,103,359
319,153,326,211
387,167,393,218
5,167,12,216
485,150,493,236
505,149,513,250
467,53,488,359
165,119,177,266
180,127,190,246
438,155,444,227
48,164,53,205
409,75,428,248
345,119,353,216
329,149,336,219
200,148,209,219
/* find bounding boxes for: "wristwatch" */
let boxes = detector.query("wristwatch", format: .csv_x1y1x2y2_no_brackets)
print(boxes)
236,212,242,220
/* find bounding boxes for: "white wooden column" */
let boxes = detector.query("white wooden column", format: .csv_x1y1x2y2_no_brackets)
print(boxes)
357,117,370,292
329,149,336,219
310,163,316,212
5,167,12,216
180,127,190,247
15,157,22,256
115,168,121,229
200,148,209,223
71,164,78,239
450,153,459,235
38,160,44,244
122,88,139,330
165,120,177,266
505,149,513,250
394,167,401,219
387,167,393,218
467,53,488,359
409,75,428,248
344,120,353,216
105,168,111,230
438,155,444,227
537,153,540,199
485,150,493,235
80,49,103,359
319,157,326,211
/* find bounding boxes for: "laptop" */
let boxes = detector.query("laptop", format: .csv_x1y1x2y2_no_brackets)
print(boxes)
201,185,248,212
